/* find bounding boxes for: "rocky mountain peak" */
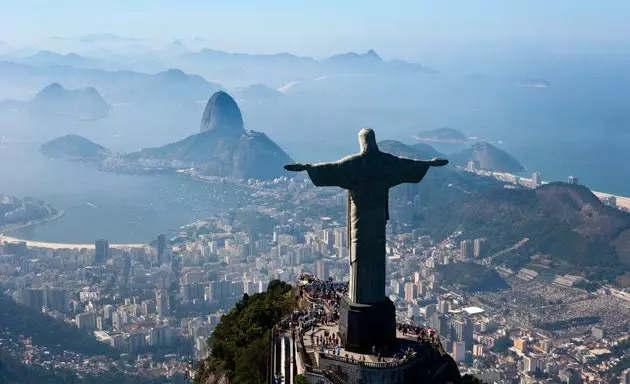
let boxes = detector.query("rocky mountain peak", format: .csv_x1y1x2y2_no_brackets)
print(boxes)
37,82,65,96
364,49,382,61
200,91,245,134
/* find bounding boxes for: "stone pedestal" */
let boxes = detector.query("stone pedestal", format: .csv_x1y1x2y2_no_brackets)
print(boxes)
338,295,396,354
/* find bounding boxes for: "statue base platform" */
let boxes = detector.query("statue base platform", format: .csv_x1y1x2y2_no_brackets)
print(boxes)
338,295,396,354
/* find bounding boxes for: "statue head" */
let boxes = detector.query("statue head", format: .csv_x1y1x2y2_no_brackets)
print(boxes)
358,128,378,154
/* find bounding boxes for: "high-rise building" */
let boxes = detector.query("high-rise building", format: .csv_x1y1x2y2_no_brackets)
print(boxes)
472,344,485,356
523,355,539,373
196,336,209,360
183,282,205,302
390,280,403,296
452,341,466,362
76,312,97,331
149,326,172,347
315,260,329,280
127,332,146,354
568,175,579,185
539,339,552,353
514,337,527,352
111,334,126,351
413,271,422,284
459,240,474,261
322,229,334,247
21,288,45,311
44,288,69,312
208,280,232,301
141,300,155,316
438,298,450,314
103,304,114,320
334,228,346,249
95,239,109,264
156,290,168,317
112,312,121,331
473,238,487,259
453,316,474,350
532,172,541,187
157,234,166,266
404,282,417,301
467,161,476,171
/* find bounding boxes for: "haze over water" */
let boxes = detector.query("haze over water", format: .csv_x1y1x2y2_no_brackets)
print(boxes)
0,142,236,243
1,1,630,243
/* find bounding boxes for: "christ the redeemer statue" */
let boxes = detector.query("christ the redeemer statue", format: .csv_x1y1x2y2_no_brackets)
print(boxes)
285,128,448,353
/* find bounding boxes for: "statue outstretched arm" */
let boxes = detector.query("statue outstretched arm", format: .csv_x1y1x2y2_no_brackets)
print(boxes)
428,158,449,167
385,155,449,186
284,163,311,172
285,157,355,189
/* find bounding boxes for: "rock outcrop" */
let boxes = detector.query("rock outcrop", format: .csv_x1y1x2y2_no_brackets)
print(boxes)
450,142,524,172
200,91,245,134
124,91,291,179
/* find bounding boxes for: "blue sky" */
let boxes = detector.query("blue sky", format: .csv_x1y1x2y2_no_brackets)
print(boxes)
1,0,629,58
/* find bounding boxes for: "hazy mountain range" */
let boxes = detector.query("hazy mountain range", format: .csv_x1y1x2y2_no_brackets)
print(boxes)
0,82,111,120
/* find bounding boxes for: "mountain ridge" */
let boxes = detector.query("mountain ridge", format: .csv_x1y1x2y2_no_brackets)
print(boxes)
0,82,112,121
450,142,525,172
383,140,630,282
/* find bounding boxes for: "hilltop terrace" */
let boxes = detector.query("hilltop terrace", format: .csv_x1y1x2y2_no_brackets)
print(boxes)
288,274,451,381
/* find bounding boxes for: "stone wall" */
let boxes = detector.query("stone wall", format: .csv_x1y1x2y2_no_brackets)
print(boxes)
318,353,425,384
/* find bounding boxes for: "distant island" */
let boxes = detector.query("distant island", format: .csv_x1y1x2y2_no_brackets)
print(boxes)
520,79,551,88
450,142,525,173
41,91,293,180
413,127,468,143
40,134,111,162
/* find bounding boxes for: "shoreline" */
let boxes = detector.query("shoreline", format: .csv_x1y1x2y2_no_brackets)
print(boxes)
3,167,628,250
0,206,66,234
473,169,630,211
0,170,242,250
0,234,145,250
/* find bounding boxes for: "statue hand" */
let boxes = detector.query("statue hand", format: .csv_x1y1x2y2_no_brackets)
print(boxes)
429,158,449,167
284,163,310,172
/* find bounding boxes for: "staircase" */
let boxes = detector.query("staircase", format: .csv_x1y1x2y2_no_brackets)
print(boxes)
325,371,348,384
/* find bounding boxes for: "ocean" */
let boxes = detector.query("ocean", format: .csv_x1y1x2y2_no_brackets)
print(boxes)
1,55,629,243
0,142,236,243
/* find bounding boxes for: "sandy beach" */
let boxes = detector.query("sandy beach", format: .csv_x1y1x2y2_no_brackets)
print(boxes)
593,192,630,211
0,234,145,250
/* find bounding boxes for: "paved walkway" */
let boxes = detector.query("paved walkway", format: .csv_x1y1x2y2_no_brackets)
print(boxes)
301,320,428,365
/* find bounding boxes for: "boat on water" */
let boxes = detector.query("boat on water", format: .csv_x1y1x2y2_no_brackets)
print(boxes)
86,202,99,209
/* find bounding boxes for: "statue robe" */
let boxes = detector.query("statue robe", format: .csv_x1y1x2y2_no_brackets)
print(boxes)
306,151,430,304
